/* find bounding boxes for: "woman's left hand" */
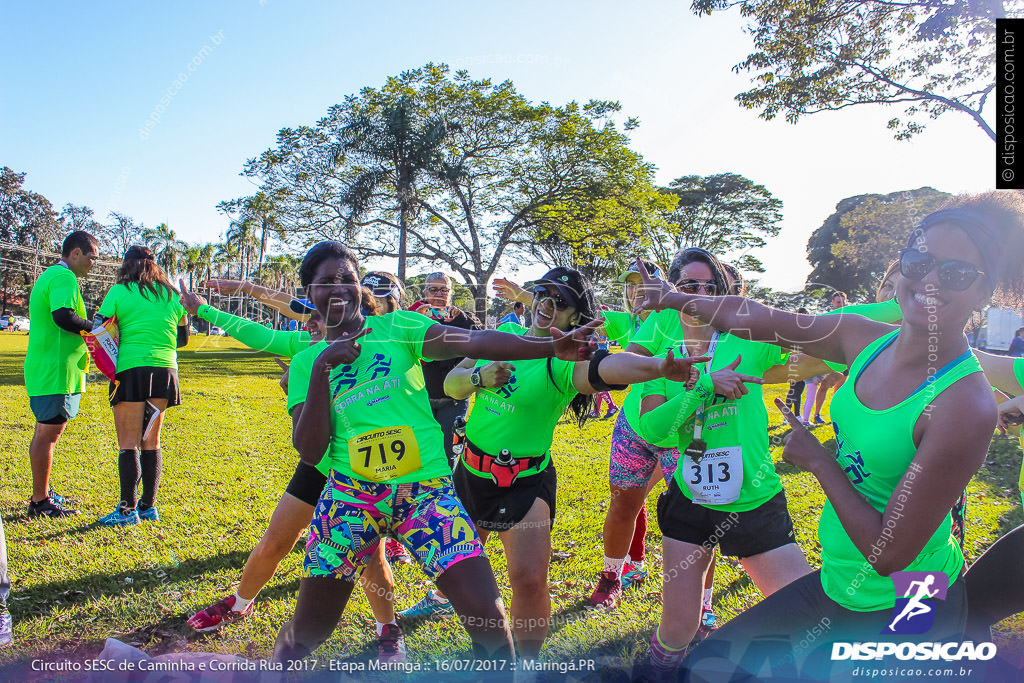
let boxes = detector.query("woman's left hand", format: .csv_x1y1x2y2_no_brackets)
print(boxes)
550,319,602,362
179,279,207,316
659,349,712,383
997,394,1024,435
775,397,832,475
631,258,679,314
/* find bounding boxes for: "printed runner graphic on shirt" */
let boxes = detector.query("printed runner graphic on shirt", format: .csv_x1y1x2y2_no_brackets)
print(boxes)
883,571,949,635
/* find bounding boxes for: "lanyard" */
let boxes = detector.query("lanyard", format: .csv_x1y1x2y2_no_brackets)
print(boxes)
692,331,720,443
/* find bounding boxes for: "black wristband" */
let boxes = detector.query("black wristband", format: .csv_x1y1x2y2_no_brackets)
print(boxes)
589,348,627,392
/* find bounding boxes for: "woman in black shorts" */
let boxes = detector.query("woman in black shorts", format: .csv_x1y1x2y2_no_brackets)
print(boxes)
96,245,188,526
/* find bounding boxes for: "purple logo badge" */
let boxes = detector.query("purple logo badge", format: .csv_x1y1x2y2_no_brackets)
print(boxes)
883,571,948,635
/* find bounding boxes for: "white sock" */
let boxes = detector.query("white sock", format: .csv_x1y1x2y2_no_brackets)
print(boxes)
376,619,397,636
702,587,713,611
233,594,253,613
430,589,450,604
603,555,627,577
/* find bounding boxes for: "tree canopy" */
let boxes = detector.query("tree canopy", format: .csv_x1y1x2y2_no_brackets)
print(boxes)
692,0,1002,141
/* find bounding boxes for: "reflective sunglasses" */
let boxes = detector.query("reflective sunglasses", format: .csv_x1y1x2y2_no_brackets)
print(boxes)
675,279,720,295
898,249,986,292
533,285,572,310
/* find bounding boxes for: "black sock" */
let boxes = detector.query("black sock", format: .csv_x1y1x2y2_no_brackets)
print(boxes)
139,448,162,509
117,449,140,512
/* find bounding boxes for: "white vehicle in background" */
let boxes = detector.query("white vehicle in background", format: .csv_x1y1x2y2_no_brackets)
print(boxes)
978,307,1024,352
209,326,225,336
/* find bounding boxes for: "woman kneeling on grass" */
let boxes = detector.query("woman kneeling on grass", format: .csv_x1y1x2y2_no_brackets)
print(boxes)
632,192,1024,681
96,245,188,526
271,242,609,664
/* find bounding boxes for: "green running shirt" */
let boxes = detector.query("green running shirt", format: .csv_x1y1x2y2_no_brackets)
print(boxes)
639,333,788,511
464,322,577,469
601,310,641,348
286,311,443,482
819,329,980,611
198,304,311,357
98,283,186,372
618,309,686,448
24,264,89,396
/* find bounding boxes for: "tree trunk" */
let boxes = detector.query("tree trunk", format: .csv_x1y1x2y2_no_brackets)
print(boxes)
469,282,488,326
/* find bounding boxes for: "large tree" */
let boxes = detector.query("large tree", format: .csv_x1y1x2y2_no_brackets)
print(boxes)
646,173,782,273
244,63,663,319
806,186,951,296
0,167,60,313
692,0,1001,140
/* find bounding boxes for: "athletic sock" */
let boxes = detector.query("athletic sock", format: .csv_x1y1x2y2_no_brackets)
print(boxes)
603,555,627,578
628,505,648,563
139,448,162,509
702,587,713,611
117,449,140,511
649,626,688,677
375,619,397,636
233,594,253,613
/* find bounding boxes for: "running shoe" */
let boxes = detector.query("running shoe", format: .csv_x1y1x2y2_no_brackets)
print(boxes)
692,608,718,644
813,414,827,425
188,594,254,632
385,538,413,565
621,562,648,591
27,497,79,518
138,506,160,522
397,590,454,620
48,488,78,507
0,610,12,648
604,407,620,420
801,420,812,428
588,410,602,418
377,623,407,664
97,506,140,527
587,570,623,610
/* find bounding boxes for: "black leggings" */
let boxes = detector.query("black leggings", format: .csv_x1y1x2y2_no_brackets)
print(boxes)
965,523,1024,638
681,570,967,682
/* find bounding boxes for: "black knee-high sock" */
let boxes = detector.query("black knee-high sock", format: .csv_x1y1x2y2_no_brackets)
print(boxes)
117,449,140,511
139,448,162,509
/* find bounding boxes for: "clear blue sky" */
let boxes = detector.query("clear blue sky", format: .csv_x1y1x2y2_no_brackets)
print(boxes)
0,0,995,291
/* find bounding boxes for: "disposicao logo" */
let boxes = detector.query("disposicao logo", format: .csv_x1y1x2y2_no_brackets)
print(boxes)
884,571,947,635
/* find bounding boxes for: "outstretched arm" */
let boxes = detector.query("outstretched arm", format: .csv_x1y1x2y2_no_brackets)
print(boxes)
206,279,309,322
421,320,601,363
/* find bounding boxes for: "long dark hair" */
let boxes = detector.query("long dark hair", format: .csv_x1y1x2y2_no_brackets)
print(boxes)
117,245,175,300
537,266,597,428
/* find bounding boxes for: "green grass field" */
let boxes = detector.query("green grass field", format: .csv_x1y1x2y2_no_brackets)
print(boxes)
0,332,1021,678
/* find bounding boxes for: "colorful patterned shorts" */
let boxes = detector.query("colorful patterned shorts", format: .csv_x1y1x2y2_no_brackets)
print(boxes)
608,411,681,489
304,471,484,582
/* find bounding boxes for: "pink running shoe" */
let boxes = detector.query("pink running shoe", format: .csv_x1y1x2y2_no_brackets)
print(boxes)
187,594,254,632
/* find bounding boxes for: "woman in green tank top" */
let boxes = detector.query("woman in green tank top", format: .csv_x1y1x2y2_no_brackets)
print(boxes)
633,192,1024,680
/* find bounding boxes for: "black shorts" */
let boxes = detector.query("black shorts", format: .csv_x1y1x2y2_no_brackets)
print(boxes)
109,367,181,407
657,478,796,558
285,461,328,507
453,460,557,532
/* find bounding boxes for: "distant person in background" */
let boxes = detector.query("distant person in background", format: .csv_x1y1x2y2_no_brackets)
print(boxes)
24,230,99,518
809,290,849,424
498,301,526,327
785,307,810,411
362,271,405,314
95,245,188,526
1010,327,1024,357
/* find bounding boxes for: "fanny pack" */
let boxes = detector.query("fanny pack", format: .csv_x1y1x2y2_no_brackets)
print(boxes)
454,433,549,488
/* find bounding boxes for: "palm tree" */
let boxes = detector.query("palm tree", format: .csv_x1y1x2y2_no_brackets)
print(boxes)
142,223,183,278
178,245,205,290
338,96,456,281
225,217,258,279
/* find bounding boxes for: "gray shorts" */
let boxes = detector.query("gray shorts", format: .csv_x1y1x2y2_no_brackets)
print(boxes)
29,393,82,425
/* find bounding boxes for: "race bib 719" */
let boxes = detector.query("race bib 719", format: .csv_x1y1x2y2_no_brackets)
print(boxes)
348,426,421,481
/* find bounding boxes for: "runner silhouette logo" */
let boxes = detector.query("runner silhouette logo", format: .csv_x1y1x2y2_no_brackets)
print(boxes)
883,571,948,635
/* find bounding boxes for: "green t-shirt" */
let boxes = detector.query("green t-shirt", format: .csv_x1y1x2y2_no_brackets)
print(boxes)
601,310,641,348
464,322,577,464
286,311,444,482
823,299,902,372
619,309,688,447
640,333,788,512
1014,357,1024,394
819,330,976,611
24,263,89,396
198,304,311,357
98,283,187,372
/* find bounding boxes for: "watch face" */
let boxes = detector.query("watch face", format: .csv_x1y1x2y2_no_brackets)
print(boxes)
471,369,481,386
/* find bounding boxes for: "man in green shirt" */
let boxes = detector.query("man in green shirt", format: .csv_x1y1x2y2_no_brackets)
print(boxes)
24,231,99,518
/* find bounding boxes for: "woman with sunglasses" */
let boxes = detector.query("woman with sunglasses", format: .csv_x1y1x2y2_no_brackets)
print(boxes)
635,193,1023,680
435,266,709,663
270,244,615,666
627,249,812,677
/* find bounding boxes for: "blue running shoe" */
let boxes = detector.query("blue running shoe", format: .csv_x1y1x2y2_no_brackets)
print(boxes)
138,506,159,522
98,507,140,527
621,562,648,591
397,590,454,621
0,610,12,648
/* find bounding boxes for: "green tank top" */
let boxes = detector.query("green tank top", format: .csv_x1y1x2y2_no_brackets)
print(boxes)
819,329,981,611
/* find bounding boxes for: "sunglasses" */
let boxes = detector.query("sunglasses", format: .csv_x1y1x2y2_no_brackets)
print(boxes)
675,279,720,295
898,249,986,292
533,285,572,310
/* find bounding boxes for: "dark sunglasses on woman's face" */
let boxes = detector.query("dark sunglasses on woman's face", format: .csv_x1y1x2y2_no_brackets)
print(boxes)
675,279,720,296
898,249,986,292
533,285,571,310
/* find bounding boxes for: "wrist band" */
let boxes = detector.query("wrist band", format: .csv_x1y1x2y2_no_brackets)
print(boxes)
589,349,627,392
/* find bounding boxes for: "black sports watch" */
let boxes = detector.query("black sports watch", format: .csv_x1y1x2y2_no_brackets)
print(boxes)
470,366,483,388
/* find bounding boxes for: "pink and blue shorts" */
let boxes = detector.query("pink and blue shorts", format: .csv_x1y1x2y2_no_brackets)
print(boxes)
608,412,681,489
